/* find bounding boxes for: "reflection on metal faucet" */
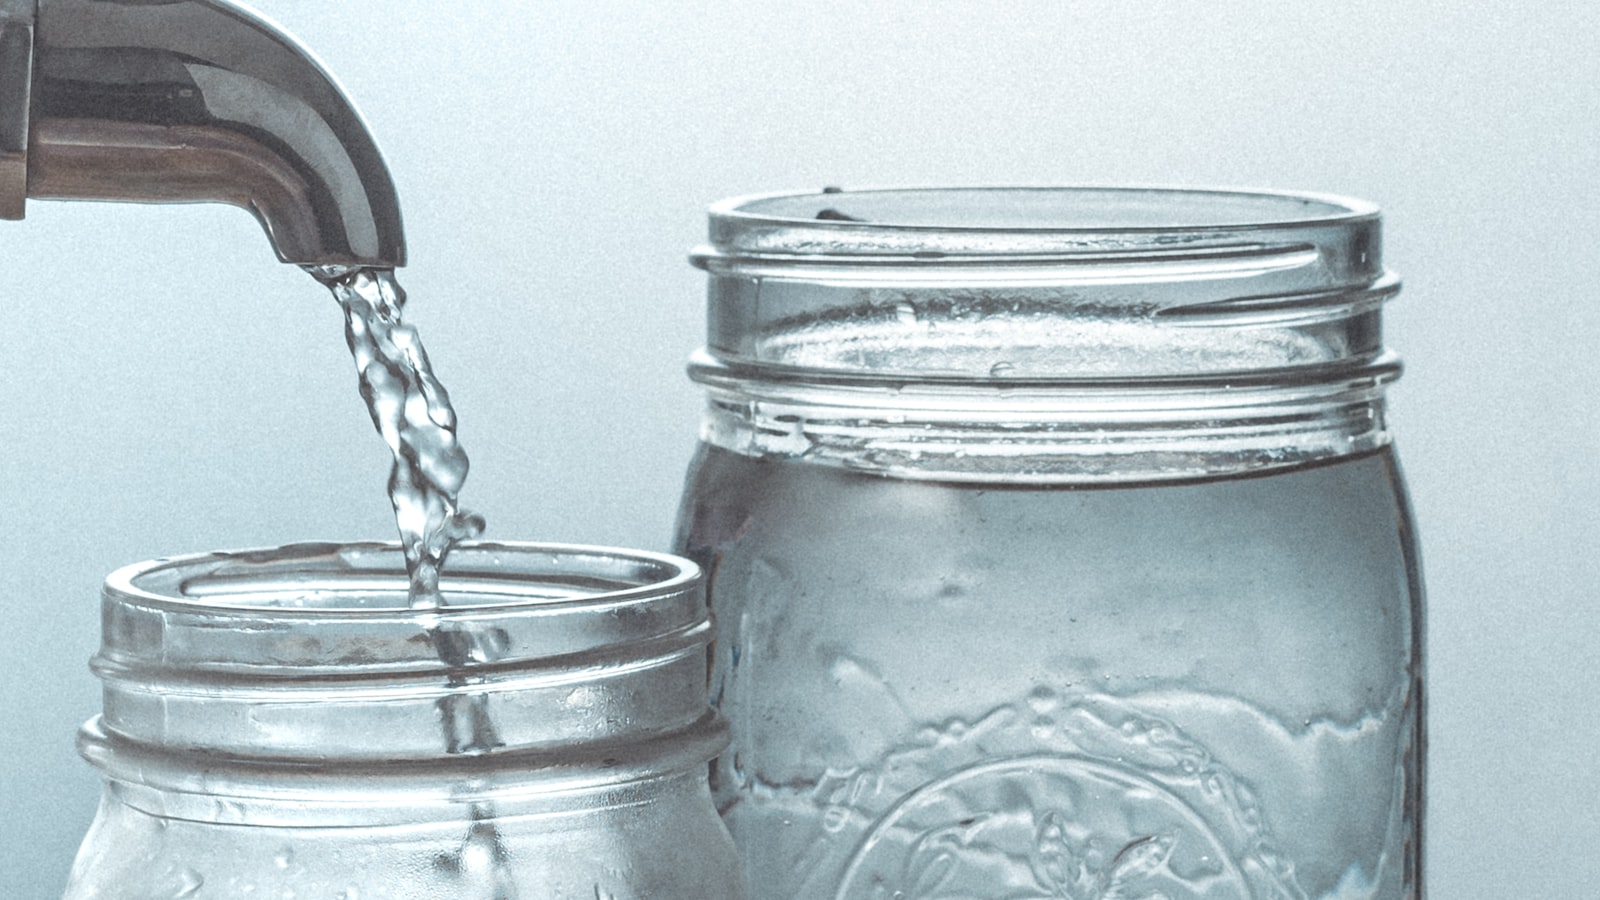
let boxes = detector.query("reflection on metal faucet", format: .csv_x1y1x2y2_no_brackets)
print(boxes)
0,0,403,268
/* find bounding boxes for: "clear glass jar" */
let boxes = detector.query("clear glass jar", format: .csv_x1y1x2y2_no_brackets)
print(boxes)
63,541,747,899
675,187,1424,899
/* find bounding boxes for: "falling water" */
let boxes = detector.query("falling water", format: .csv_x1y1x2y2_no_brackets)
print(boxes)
310,265,484,609
312,265,513,895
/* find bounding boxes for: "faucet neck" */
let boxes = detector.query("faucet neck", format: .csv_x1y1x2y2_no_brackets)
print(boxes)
0,0,404,267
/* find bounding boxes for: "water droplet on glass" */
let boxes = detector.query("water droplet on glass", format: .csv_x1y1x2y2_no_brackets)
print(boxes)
461,840,493,874
174,868,204,897
274,846,294,869
1025,684,1059,714
893,301,917,324
822,805,850,832
989,360,1016,377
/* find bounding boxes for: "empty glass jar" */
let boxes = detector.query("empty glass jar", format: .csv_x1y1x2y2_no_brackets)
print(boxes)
64,541,746,899
676,187,1424,899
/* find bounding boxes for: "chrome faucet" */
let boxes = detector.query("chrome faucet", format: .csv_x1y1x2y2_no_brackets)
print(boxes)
0,0,403,268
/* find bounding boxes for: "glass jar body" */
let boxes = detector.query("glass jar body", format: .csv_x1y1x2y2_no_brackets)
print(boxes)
676,187,1424,899
678,444,1421,899
62,542,747,900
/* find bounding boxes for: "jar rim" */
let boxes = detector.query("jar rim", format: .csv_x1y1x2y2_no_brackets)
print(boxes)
689,184,1399,482
706,185,1378,250
88,542,720,773
103,540,700,618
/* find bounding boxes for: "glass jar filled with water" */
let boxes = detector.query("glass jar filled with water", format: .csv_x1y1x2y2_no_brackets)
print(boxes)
676,187,1424,899
64,542,746,899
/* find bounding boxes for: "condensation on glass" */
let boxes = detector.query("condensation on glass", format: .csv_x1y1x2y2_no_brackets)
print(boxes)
675,187,1425,899
63,542,746,899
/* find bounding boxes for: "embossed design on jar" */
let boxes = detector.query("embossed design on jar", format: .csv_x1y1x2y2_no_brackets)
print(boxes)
726,691,1309,899
834,756,1250,899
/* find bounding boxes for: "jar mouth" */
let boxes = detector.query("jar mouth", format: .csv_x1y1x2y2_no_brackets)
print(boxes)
97,540,707,672
689,185,1400,481
107,540,698,616
699,186,1380,264
88,542,720,776
693,184,1394,387
714,185,1375,237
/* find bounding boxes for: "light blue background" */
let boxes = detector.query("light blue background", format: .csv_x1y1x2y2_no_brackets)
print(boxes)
3,1,1594,896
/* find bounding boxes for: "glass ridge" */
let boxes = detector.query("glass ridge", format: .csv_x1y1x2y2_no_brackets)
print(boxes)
689,186,1401,482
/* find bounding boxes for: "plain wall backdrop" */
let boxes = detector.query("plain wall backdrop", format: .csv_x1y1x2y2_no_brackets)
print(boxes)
2,1,1594,896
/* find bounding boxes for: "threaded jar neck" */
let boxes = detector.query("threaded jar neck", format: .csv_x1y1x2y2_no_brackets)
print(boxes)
83,542,725,808
690,186,1402,482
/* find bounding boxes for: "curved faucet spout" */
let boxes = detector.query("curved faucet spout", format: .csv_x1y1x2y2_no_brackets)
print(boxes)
0,0,404,268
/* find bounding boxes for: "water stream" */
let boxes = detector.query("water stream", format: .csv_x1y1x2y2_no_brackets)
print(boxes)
310,265,484,609
312,265,513,896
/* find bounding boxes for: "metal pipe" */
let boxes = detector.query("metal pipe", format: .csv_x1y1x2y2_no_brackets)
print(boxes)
0,0,403,267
